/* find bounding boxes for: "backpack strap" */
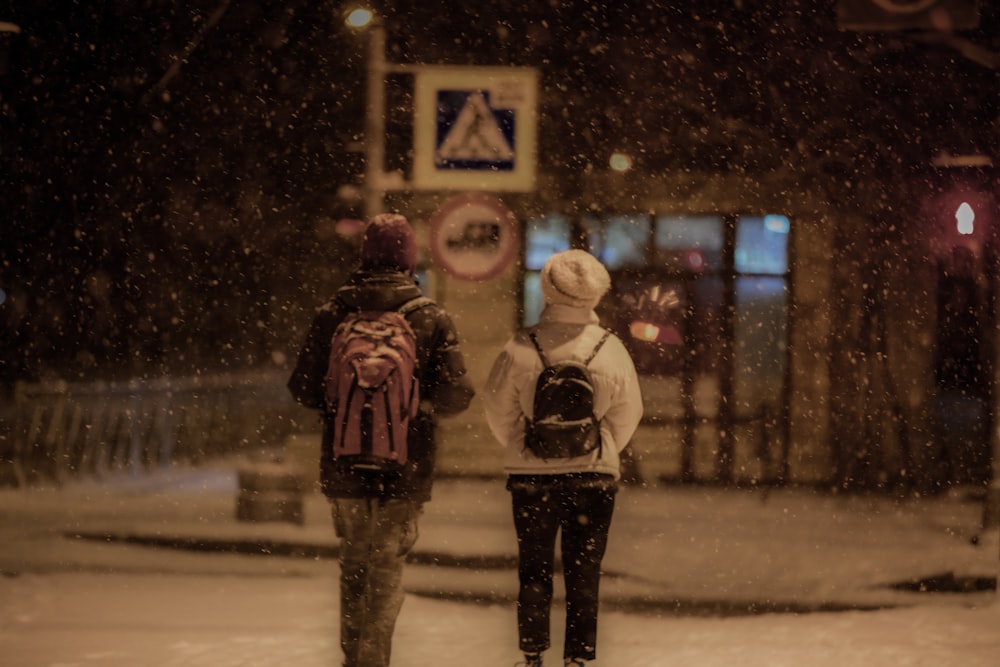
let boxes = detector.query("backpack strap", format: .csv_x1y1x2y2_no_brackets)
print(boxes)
583,329,612,366
530,328,610,367
527,330,551,367
328,295,431,319
398,296,434,318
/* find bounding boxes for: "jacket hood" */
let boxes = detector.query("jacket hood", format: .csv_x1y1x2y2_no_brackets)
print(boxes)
334,270,423,310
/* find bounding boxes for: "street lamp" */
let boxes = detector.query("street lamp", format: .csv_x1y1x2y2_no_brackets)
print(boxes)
345,8,391,221
609,152,632,173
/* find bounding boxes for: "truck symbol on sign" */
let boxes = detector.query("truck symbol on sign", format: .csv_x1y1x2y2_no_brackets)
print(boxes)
446,221,501,251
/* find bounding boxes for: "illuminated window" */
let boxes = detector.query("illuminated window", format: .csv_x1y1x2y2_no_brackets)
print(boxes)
735,215,789,275
521,210,792,482
654,215,724,272
525,214,571,271
612,275,688,376
597,215,650,269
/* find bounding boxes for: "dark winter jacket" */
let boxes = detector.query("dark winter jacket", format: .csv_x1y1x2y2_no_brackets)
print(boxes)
287,270,474,503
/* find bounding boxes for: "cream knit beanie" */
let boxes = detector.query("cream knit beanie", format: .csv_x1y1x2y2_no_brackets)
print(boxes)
539,249,611,310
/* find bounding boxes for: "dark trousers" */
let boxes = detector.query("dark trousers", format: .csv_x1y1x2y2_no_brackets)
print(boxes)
332,497,420,667
508,474,617,662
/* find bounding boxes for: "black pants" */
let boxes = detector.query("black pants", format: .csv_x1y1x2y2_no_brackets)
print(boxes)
508,474,617,662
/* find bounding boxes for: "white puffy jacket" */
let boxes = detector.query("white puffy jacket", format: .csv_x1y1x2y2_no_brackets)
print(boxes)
484,303,644,479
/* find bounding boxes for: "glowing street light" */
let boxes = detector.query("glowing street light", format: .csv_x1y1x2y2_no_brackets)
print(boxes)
344,8,374,29
955,201,975,235
343,8,421,219
345,7,389,220
609,152,632,172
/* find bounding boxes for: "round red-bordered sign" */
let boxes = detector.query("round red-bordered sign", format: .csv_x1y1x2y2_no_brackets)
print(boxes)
428,193,520,281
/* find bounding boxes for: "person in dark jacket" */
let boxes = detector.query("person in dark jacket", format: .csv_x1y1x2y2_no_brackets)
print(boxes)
288,213,475,667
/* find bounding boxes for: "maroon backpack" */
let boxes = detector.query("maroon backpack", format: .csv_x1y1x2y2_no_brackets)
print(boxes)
324,297,432,473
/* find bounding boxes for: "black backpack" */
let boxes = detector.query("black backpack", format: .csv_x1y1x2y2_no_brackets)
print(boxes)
525,329,611,459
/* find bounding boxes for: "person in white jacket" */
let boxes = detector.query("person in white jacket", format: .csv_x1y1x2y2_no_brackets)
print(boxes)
484,249,643,667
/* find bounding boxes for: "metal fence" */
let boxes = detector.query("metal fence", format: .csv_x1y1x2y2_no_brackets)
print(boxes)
0,371,296,487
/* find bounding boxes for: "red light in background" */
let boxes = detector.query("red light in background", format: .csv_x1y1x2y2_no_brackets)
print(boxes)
922,181,997,259
684,249,705,272
335,218,366,236
629,320,682,345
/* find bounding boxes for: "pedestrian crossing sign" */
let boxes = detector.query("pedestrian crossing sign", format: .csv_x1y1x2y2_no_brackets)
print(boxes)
414,67,538,192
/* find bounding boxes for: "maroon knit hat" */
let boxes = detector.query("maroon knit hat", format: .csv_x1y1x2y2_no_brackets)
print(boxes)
359,213,418,274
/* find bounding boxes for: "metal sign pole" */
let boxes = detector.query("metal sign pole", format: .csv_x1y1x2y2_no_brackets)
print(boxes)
363,23,387,220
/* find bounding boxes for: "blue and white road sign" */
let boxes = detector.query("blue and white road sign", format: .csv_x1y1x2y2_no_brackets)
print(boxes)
434,89,515,171
414,67,538,192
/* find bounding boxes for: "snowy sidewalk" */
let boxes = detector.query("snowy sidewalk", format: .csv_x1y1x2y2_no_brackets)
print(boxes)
1,459,997,610
0,458,998,666
1,570,998,667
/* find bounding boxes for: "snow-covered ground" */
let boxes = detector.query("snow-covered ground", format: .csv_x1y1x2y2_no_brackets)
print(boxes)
1,570,997,667
0,459,997,666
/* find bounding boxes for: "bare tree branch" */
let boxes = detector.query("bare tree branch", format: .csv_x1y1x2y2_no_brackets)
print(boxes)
141,0,233,106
